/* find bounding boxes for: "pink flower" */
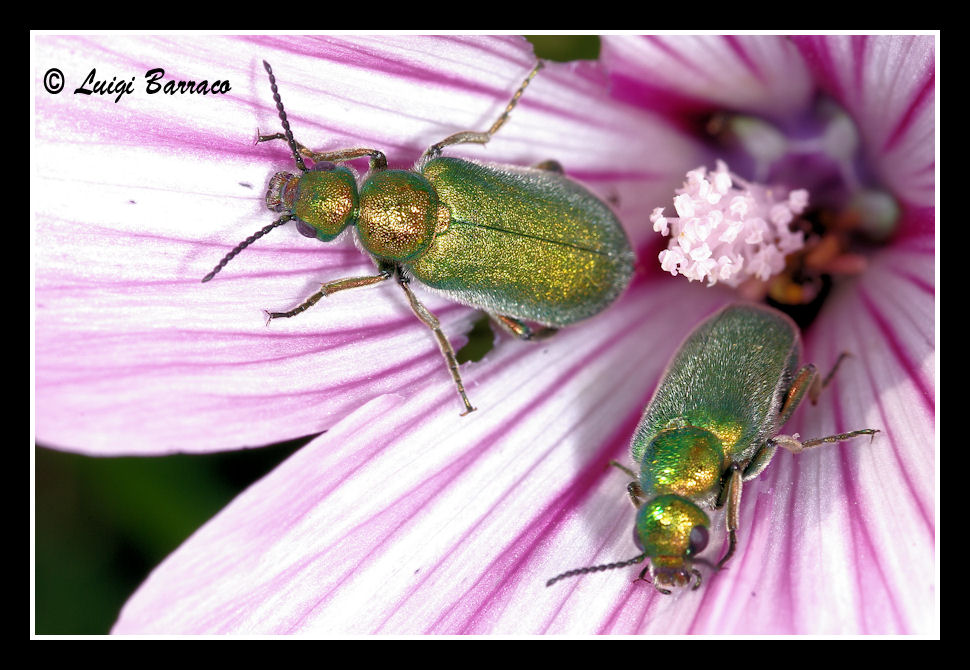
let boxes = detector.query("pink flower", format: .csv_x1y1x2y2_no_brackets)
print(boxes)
34,35,935,635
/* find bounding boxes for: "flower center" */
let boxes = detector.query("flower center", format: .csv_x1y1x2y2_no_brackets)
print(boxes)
652,97,900,318
714,99,899,243
650,161,809,288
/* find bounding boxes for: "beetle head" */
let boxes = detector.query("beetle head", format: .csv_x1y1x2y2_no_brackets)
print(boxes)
545,494,711,592
266,164,360,242
634,494,710,594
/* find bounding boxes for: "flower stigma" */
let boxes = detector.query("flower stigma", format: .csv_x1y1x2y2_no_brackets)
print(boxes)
651,160,808,289
651,98,902,314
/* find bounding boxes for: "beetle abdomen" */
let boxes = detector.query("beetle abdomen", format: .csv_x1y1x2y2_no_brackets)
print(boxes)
631,304,802,464
409,157,634,326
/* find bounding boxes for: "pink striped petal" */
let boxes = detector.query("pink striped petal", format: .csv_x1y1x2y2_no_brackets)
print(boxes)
601,35,814,121
36,35,935,636
663,225,935,634
113,277,731,634
35,35,697,455
541,231,934,635
791,35,936,208
112,227,934,633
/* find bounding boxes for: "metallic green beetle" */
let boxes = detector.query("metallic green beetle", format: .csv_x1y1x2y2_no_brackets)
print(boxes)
547,303,878,593
202,61,634,415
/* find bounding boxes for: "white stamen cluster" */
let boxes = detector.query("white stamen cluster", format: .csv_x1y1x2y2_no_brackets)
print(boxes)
650,161,808,287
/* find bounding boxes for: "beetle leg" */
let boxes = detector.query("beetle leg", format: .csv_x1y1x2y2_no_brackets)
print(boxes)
811,352,852,404
780,352,855,422
608,460,638,479
489,314,558,341
395,272,476,416
625,481,646,508
740,442,778,482
720,427,877,571
533,159,564,174
606,460,645,507
421,62,543,161
778,363,817,425
256,132,389,172
634,564,660,590
771,429,879,454
715,464,742,571
690,568,704,590
265,267,393,320
606,460,647,507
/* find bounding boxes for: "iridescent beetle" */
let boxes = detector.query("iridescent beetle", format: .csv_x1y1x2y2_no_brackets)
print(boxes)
547,303,878,593
202,61,634,414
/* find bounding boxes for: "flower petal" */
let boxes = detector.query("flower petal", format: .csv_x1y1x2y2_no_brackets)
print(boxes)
35,35,693,455
112,228,935,633
791,35,936,208
38,34,936,636
112,276,730,634
680,243,935,634
601,35,814,121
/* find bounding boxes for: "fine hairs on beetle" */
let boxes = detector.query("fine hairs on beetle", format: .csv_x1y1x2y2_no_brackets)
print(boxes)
546,303,879,594
202,61,635,414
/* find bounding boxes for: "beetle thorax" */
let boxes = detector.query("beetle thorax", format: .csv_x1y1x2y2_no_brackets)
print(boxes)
640,425,725,503
357,170,450,262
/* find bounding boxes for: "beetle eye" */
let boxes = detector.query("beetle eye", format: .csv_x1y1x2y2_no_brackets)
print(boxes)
687,526,709,556
294,220,319,238
310,160,337,172
632,525,644,552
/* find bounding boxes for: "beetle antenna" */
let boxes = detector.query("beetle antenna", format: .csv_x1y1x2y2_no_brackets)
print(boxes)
546,553,647,587
201,214,294,282
262,60,308,173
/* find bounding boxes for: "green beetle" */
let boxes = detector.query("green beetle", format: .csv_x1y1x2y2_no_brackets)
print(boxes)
202,61,634,415
547,303,878,593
